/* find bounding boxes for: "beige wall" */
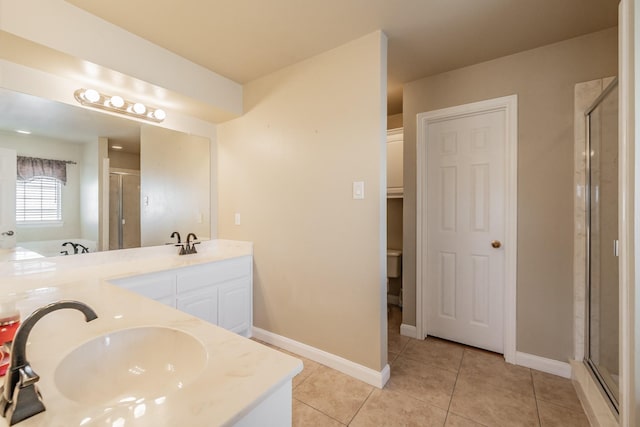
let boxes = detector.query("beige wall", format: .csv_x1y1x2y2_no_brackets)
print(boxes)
109,150,140,171
140,126,210,246
403,27,618,361
218,32,388,370
80,138,99,243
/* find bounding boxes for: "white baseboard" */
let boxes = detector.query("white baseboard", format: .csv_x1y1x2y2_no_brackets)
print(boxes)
400,323,418,339
515,351,572,378
252,327,390,388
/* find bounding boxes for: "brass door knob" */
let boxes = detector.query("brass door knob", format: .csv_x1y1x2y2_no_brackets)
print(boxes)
491,240,502,249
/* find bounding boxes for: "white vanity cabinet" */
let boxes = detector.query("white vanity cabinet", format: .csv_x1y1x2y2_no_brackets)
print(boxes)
110,270,176,307
110,255,253,337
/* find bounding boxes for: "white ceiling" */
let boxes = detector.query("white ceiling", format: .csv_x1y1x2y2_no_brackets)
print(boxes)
0,88,141,152
65,0,618,115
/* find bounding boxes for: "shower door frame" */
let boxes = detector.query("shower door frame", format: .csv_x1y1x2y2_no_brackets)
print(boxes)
584,77,619,415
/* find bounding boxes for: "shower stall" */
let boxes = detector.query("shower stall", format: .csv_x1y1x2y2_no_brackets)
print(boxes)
109,171,141,250
585,78,619,413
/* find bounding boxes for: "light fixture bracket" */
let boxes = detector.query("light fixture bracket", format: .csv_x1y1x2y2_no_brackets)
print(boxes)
74,88,166,123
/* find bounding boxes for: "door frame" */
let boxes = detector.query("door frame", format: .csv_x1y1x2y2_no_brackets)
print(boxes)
416,95,518,363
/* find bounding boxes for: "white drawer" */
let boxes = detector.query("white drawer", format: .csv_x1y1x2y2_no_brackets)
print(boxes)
177,256,251,294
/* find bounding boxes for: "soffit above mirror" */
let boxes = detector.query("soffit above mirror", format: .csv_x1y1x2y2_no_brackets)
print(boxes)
0,31,239,124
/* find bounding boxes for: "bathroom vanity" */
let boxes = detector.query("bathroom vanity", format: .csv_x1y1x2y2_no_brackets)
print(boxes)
110,254,252,336
0,240,302,426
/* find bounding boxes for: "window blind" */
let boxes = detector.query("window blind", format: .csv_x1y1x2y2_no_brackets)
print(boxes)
16,176,62,223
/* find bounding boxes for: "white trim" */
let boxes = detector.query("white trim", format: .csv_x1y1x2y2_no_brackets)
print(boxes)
515,352,572,379
619,1,638,426
571,360,619,427
386,128,404,143
415,95,518,364
400,323,418,339
252,327,390,388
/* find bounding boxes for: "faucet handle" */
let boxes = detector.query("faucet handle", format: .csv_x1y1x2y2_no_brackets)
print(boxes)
18,365,39,388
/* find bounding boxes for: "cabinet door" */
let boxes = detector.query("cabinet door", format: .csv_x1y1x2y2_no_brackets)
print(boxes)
177,289,218,325
110,271,176,308
218,278,251,335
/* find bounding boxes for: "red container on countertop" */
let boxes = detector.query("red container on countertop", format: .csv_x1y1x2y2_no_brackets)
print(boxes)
0,311,20,376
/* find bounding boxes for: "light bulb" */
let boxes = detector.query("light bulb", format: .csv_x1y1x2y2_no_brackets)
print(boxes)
153,109,166,121
84,89,100,103
110,96,125,108
133,103,146,114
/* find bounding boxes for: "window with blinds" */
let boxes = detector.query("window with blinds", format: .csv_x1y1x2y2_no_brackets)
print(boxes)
16,176,63,223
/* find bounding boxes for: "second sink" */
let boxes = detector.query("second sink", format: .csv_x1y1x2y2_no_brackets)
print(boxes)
54,326,207,405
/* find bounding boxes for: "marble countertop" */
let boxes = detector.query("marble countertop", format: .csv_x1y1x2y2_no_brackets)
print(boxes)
0,240,303,426
0,247,43,263
1,240,254,287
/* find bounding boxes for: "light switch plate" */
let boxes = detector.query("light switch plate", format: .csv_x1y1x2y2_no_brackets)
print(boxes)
353,181,365,199
234,213,241,225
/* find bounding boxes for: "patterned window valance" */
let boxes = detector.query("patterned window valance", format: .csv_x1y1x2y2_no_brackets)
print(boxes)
16,156,74,185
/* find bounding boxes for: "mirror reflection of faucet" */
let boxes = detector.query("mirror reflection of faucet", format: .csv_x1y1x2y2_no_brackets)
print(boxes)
60,242,90,256
0,301,98,425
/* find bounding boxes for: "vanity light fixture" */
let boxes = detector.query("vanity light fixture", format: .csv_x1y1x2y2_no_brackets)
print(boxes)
74,88,166,123
111,145,123,150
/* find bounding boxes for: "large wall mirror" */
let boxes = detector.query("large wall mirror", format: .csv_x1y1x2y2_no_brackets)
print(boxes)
0,87,211,258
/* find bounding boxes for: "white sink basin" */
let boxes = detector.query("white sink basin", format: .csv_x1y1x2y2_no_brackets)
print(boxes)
54,326,207,405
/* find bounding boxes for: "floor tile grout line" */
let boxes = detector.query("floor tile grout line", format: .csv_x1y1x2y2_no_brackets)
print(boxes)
535,396,586,414
293,397,348,426
446,348,465,414
382,384,452,413
346,387,375,426
530,369,543,426
395,352,462,375
446,411,491,427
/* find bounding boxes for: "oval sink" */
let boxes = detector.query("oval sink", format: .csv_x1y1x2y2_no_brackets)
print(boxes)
54,326,207,405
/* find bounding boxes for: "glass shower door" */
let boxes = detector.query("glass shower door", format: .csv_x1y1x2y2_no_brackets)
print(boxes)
587,79,619,410
109,172,141,250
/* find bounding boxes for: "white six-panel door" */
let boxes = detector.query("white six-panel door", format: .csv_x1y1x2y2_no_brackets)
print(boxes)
0,148,17,249
424,110,506,352
416,94,518,356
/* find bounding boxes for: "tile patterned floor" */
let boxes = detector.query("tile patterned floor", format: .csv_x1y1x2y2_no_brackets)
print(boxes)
257,306,591,426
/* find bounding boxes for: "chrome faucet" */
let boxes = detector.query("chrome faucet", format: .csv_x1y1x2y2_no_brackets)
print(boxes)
185,233,200,254
0,301,98,425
